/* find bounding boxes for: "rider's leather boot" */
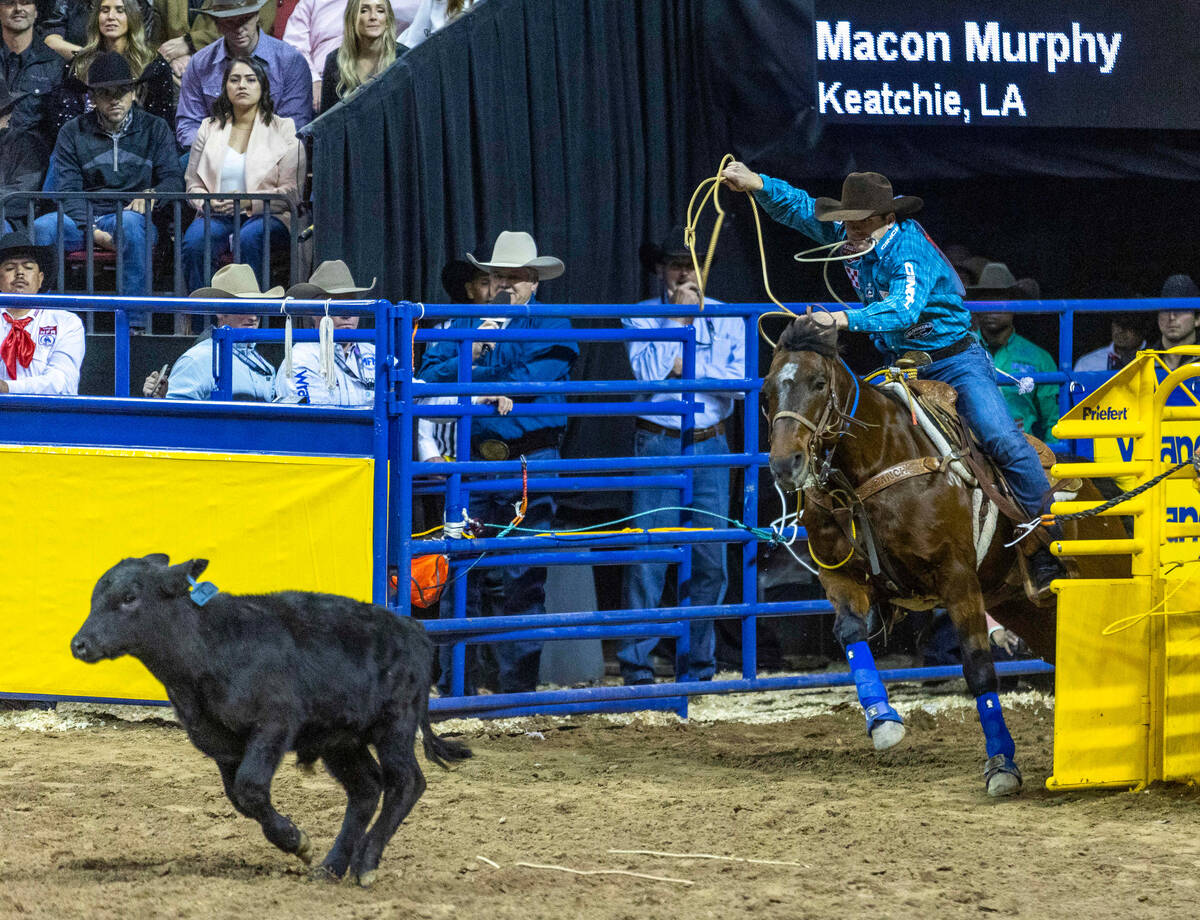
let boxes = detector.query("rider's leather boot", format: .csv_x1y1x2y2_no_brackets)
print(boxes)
1031,523,1068,598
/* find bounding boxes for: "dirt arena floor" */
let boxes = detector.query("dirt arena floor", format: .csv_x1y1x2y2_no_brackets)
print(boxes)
2,684,1198,920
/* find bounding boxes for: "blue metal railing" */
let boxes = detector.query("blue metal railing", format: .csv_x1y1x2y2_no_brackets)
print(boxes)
0,292,1191,714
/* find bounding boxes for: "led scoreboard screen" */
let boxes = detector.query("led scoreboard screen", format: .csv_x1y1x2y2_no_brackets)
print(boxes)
812,2,1200,129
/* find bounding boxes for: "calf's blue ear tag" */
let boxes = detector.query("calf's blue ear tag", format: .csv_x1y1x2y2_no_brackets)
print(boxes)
187,574,219,607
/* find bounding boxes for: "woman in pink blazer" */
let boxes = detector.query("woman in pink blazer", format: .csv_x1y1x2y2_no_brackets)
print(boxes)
182,55,306,292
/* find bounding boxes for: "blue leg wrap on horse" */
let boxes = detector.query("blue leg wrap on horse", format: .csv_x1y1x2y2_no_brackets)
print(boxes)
846,641,902,734
976,691,1016,760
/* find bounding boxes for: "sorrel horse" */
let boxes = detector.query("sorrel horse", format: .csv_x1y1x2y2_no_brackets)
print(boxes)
764,316,1126,796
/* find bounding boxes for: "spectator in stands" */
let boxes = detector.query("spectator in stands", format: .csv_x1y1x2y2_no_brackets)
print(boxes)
399,0,474,49
41,0,155,61
276,259,376,405
1154,274,1200,372
271,0,296,37
317,0,401,112
154,0,275,82
176,0,311,149
52,0,176,135
419,230,579,696
153,262,280,399
182,55,303,292
0,231,84,395
1,0,61,147
1,83,49,233
1073,312,1147,373
617,226,744,685
971,262,1064,450
440,256,491,305
33,52,182,305
287,0,410,111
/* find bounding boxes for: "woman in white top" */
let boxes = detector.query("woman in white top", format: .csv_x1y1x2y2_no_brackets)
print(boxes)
398,0,476,49
182,56,305,293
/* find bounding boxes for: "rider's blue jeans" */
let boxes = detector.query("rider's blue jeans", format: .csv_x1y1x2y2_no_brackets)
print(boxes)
921,340,1052,518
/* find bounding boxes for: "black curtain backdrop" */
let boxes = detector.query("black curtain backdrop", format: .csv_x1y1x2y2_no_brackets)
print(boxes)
308,0,1200,313
308,0,708,307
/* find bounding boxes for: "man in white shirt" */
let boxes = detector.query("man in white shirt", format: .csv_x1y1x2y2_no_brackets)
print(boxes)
151,262,279,400
0,231,84,395
1073,311,1147,375
619,226,745,685
275,259,511,462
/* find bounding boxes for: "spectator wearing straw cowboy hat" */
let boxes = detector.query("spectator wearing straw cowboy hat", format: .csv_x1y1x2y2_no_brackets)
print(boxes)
146,262,281,400
618,225,744,685
0,230,83,394
720,162,1065,595
275,259,379,407
418,230,579,696
176,0,311,149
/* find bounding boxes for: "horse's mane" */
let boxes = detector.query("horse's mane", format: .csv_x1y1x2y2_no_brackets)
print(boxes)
778,316,839,359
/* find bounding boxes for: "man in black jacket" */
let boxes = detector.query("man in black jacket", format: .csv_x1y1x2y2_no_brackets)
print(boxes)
32,52,182,303
0,84,49,233
0,0,61,147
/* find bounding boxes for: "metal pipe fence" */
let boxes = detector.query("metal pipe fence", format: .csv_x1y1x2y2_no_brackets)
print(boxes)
0,292,1191,716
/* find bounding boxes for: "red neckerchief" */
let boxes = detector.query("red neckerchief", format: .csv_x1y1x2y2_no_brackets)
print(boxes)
1,312,36,379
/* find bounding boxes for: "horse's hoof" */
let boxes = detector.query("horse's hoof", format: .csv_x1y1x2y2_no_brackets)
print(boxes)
984,754,1023,797
870,719,906,751
295,830,313,865
356,869,377,888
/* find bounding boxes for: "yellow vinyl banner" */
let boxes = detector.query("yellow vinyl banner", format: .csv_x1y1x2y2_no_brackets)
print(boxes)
0,445,374,703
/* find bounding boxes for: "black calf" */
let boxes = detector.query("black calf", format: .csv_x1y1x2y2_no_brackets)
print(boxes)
71,554,470,886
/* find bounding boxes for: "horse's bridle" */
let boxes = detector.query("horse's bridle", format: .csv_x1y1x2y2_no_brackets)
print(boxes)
769,354,862,488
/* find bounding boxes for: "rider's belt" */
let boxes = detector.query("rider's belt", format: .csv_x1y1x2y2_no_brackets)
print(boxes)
926,336,975,363
636,419,727,443
473,426,561,461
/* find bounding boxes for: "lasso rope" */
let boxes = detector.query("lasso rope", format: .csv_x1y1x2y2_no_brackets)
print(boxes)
684,155,800,348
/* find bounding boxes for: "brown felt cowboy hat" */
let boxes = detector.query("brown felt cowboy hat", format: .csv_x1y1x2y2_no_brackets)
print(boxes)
467,231,564,281
285,260,376,299
813,172,922,222
192,0,270,19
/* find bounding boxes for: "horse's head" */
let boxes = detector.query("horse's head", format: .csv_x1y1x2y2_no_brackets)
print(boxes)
764,315,848,491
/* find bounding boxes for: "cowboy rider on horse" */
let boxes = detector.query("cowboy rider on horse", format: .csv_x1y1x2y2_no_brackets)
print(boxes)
720,162,1065,596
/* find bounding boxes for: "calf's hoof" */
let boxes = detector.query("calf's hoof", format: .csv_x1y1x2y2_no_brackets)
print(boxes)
295,830,314,865
870,719,906,752
355,869,378,888
984,754,1023,797
309,864,342,883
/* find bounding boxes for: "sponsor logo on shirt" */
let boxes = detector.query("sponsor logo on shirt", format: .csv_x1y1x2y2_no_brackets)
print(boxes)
37,325,57,347
903,262,916,307
360,353,376,378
